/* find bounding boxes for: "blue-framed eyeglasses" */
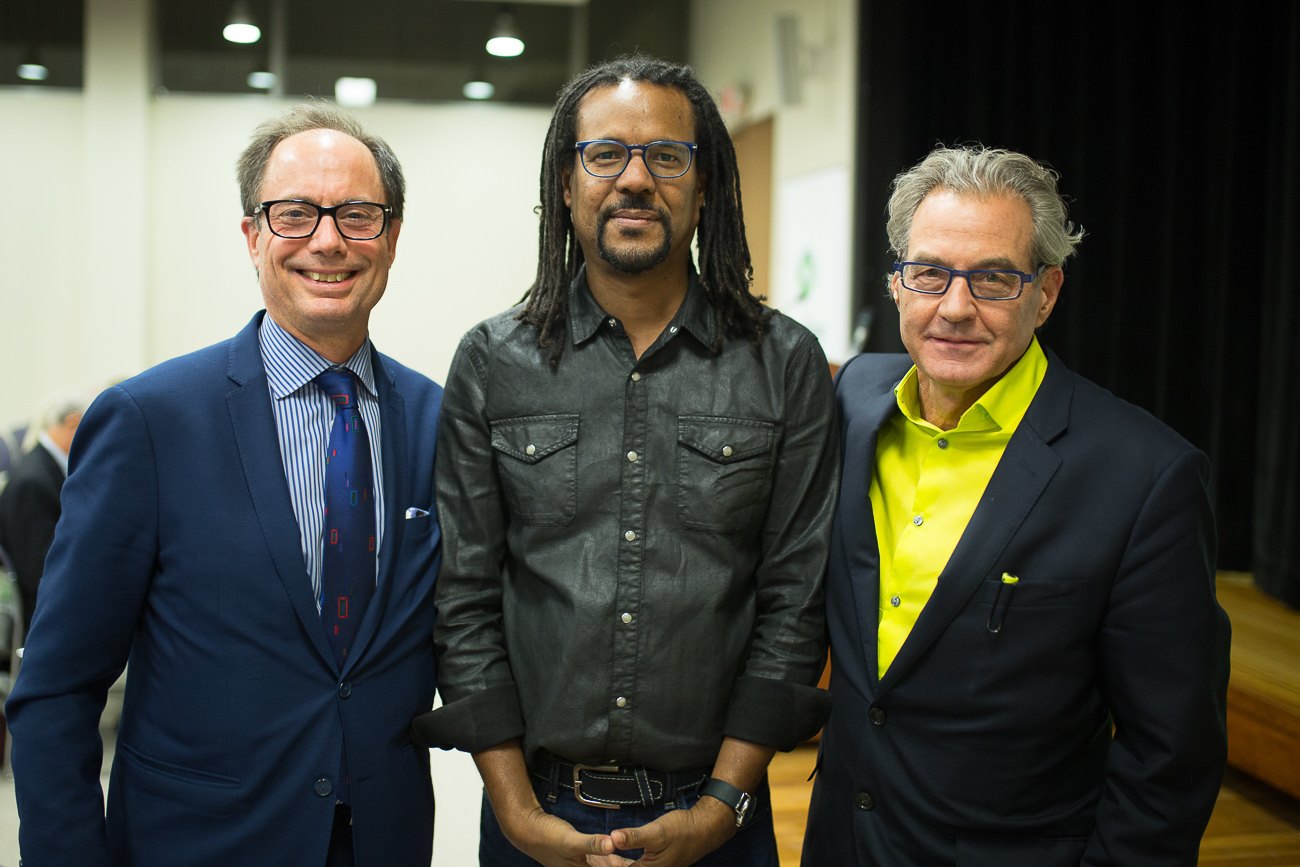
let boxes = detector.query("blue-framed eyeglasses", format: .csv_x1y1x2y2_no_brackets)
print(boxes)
894,261,1043,301
574,140,699,179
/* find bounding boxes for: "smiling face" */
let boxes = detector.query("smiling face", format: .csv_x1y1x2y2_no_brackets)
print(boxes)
892,189,1062,423
241,128,400,362
562,80,705,279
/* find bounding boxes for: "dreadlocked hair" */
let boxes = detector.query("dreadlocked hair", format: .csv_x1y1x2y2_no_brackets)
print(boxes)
520,53,771,370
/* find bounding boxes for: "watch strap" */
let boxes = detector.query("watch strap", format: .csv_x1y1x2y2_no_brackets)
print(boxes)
700,777,752,827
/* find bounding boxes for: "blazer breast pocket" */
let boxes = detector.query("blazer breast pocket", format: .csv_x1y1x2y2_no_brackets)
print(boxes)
675,415,776,533
490,413,579,527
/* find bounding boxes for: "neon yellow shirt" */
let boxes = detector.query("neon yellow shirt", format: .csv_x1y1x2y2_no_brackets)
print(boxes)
870,338,1048,675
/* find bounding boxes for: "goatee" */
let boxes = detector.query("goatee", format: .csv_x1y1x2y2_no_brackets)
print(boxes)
596,198,673,275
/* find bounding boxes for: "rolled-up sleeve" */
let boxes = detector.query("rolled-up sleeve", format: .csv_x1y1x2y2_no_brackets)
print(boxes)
722,335,840,749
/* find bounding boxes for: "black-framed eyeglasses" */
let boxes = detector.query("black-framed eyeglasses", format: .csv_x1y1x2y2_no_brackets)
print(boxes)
574,140,699,179
254,200,392,241
894,261,1043,301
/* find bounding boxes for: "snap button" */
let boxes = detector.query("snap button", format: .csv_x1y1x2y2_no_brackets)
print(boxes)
722,445,733,457
608,318,617,327
526,444,536,456
869,706,887,726
315,778,334,797
621,612,632,624
616,696,628,708
624,530,636,541
912,514,923,526
890,595,901,608
669,326,678,333
937,438,949,449
338,681,352,699
627,451,638,462
855,792,875,811
631,372,641,381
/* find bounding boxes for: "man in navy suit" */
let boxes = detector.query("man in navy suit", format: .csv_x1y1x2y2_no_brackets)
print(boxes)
803,146,1230,866
6,104,442,867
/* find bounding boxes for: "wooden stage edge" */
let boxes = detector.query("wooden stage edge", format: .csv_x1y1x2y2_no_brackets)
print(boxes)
1218,572,1300,800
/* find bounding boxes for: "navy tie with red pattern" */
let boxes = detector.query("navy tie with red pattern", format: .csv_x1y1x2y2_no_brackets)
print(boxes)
316,367,376,670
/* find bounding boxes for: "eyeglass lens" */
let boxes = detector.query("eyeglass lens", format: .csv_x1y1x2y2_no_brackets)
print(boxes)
901,263,1023,299
580,142,693,178
266,201,387,240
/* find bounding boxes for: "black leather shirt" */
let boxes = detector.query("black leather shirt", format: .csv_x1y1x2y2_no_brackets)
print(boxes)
415,270,840,771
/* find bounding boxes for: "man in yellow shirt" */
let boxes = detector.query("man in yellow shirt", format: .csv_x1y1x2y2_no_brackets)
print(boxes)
804,146,1230,867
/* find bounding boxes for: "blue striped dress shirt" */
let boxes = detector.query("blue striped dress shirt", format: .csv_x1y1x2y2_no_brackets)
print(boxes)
258,314,384,612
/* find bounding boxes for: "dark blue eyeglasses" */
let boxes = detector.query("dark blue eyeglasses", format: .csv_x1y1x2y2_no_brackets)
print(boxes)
894,261,1043,301
574,140,699,179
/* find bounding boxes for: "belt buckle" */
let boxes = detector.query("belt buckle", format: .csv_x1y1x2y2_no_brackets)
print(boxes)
572,763,622,809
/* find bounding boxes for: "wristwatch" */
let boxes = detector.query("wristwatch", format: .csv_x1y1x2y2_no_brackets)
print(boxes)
700,777,752,827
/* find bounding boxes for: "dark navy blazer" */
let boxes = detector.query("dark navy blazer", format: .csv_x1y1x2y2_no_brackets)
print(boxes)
7,312,443,867
803,350,1230,867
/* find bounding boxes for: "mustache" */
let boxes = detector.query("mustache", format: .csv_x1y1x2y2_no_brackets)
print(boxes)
598,196,667,222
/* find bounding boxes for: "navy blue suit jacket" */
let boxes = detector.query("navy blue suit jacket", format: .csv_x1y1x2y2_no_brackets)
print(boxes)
7,312,443,867
803,350,1230,867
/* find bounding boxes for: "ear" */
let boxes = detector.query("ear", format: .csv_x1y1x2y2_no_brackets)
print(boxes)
1035,265,1064,327
385,218,402,266
241,215,262,266
889,270,902,307
562,166,573,208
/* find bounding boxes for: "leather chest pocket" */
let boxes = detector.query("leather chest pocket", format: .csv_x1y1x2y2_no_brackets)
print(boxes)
676,415,776,533
491,413,579,526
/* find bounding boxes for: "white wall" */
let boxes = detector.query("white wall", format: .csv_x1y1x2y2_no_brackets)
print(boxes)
0,91,551,433
691,0,858,354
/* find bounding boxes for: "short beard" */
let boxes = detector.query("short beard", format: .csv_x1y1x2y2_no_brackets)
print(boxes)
595,198,673,275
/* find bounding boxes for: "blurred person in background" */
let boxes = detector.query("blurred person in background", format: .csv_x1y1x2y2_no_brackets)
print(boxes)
0,387,92,637
6,103,442,867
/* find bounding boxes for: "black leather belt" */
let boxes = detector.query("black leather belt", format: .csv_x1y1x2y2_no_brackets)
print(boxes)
531,753,710,809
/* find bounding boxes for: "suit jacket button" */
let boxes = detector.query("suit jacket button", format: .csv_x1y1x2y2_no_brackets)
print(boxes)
339,681,352,699
315,778,333,797
855,792,875,811
868,706,887,726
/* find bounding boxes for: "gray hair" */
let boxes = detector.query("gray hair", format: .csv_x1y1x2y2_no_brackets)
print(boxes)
236,103,406,221
886,145,1084,268
21,386,97,451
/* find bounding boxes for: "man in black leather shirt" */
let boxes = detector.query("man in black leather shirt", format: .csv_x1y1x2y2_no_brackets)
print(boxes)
412,56,839,867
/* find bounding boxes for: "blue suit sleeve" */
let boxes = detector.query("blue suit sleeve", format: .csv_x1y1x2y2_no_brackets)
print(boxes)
6,385,160,867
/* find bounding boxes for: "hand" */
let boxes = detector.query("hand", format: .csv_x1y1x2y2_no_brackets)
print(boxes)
609,795,737,866
495,802,619,867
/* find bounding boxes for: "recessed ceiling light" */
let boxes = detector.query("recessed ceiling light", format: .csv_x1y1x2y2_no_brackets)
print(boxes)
247,71,277,89
224,1,261,43
463,80,495,100
335,77,377,107
17,63,48,81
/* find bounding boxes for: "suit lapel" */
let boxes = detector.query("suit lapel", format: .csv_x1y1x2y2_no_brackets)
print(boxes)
341,349,407,676
840,378,907,691
225,315,336,668
877,354,1074,693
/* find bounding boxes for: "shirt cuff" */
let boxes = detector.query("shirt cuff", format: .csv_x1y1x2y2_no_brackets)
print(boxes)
409,682,526,753
722,675,833,751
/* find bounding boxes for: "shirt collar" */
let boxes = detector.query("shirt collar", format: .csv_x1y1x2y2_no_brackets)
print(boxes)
258,312,377,401
567,264,715,348
38,429,70,477
895,336,1048,433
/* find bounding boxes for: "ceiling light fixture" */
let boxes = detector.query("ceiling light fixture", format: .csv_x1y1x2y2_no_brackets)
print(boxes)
17,46,47,81
463,80,495,100
335,77,377,107
486,6,524,57
224,0,261,44
247,71,277,89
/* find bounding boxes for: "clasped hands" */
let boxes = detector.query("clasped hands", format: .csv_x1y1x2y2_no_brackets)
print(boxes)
500,792,737,867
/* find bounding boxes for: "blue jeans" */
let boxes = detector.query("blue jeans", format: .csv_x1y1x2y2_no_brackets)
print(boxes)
478,771,777,866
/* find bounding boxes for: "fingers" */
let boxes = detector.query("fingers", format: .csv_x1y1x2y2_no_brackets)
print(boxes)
582,832,616,856
586,854,636,867
610,817,663,853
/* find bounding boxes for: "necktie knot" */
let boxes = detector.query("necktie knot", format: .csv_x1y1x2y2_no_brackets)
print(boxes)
315,368,361,410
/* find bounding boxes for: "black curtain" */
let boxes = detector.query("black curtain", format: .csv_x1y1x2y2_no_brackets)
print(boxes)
853,0,1300,590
